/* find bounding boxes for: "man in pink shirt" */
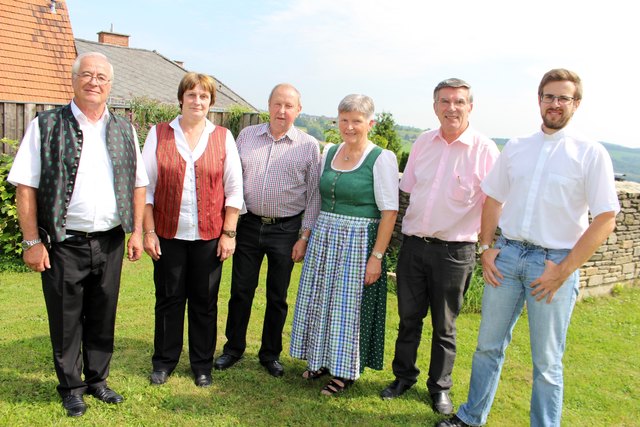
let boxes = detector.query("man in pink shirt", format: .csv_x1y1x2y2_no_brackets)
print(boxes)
380,78,499,415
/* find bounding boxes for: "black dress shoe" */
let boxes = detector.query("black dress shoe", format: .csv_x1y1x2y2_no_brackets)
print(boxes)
431,392,454,415
89,386,124,404
260,360,284,377
435,414,470,427
150,370,169,385
214,354,241,370
380,379,413,399
62,395,86,417
194,373,212,387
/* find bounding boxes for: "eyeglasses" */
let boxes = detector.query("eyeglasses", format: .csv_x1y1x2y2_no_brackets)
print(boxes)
540,94,574,105
437,98,468,108
75,72,111,86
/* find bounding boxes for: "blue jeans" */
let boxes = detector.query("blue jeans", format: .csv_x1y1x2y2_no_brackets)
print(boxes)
457,237,579,427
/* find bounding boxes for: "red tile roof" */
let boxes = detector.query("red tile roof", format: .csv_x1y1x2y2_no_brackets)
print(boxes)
0,0,76,103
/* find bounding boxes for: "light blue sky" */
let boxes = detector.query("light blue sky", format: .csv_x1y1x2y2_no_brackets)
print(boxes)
66,0,639,148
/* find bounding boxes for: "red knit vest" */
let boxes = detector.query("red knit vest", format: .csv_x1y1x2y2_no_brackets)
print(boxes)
153,122,227,240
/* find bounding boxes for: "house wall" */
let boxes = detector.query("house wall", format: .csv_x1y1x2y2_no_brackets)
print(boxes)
390,181,640,298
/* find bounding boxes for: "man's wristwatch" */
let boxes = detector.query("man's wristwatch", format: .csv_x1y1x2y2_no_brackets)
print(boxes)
371,251,384,260
222,230,236,238
478,244,491,255
21,238,42,251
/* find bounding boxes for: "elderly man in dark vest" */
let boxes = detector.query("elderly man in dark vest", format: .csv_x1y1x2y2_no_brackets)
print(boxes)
8,52,148,417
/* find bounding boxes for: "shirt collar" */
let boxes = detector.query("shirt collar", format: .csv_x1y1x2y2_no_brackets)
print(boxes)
258,122,298,143
541,126,567,142
170,115,215,133
436,125,475,146
70,99,109,124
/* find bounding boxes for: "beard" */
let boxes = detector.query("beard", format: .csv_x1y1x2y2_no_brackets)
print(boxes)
542,108,573,130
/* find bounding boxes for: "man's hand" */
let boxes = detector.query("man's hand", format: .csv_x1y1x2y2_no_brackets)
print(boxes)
291,239,308,262
127,231,143,261
217,234,236,261
23,243,50,272
481,248,503,287
530,259,570,303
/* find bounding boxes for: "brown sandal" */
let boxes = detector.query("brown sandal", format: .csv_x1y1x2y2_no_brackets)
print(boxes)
302,367,329,380
320,377,354,396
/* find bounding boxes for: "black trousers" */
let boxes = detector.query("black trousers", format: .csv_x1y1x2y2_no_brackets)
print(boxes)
391,235,475,393
41,228,125,397
151,237,222,375
222,213,301,361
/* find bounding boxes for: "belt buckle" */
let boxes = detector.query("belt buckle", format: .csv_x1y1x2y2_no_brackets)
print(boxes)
260,216,276,225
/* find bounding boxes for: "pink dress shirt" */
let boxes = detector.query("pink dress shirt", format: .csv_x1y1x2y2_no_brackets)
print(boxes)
400,126,499,242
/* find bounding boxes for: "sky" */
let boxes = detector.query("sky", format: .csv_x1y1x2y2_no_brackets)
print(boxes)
65,0,640,149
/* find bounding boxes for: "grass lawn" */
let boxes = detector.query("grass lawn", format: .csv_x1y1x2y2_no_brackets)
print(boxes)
0,256,638,426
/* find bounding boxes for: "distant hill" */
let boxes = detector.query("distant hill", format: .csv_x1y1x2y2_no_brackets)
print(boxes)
294,114,639,183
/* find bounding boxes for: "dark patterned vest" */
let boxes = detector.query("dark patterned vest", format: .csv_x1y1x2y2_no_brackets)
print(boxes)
153,122,227,240
37,104,137,242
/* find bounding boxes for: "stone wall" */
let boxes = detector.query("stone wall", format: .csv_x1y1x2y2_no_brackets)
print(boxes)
390,181,640,298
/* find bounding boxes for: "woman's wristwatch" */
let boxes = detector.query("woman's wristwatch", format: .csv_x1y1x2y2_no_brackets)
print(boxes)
371,251,384,260
222,229,237,238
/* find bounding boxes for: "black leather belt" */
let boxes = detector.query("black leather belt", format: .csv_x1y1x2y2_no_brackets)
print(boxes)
412,235,471,246
66,226,123,239
246,211,302,225
419,236,448,244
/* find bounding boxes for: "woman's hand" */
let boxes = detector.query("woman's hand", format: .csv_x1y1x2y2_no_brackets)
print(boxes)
217,234,236,261
364,256,382,286
143,231,162,261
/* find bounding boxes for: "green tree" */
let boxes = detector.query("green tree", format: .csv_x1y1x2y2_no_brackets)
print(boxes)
370,111,402,155
323,128,342,144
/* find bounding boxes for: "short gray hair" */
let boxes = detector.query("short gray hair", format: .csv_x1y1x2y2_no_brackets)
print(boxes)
268,83,301,106
433,78,473,103
72,52,114,79
338,94,375,120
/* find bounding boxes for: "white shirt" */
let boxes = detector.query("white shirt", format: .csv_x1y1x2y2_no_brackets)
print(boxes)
8,100,149,232
142,116,243,241
321,142,399,211
481,127,620,249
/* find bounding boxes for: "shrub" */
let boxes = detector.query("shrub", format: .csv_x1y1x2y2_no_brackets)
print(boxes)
129,97,181,144
0,138,27,271
224,105,253,138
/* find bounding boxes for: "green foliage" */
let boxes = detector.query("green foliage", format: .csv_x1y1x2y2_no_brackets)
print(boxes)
258,111,270,123
369,134,388,149
397,150,410,173
370,111,402,155
323,128,342,145
129,97,181,144
461,263,485,314
223,105,253,138
0,139,22,266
